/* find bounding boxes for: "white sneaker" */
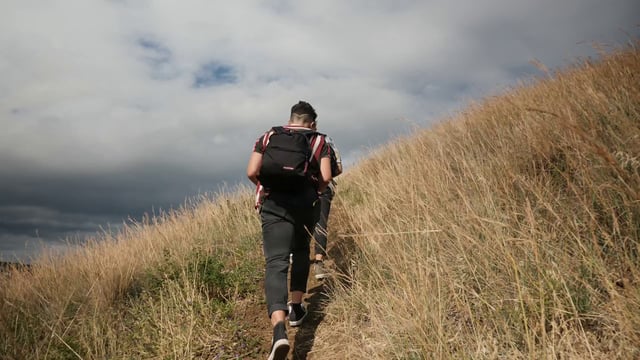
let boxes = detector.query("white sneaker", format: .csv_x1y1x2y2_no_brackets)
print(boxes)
268,321,289,360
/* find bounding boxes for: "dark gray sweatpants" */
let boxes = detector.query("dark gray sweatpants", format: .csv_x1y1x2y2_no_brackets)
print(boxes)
260,195,317,317
313,185,334,257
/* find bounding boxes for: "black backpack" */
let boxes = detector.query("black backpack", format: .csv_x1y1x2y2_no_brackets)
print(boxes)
258,126,324,191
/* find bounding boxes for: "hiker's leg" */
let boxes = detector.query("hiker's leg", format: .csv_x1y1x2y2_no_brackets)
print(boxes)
313,186,334,261
290,210,314,297
261,201,295,322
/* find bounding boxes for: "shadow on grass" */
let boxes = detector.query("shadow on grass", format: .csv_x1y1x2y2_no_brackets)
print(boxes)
292,281,330,359
291,236,359,359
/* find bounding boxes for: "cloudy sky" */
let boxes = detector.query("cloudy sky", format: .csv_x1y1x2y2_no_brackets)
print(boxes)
1,0,638,262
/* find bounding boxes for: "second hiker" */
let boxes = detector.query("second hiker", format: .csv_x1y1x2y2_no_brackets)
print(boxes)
310,122,343,280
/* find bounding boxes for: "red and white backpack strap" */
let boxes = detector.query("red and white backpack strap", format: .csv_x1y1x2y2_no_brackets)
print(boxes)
309,134,325,163
262,129,276,149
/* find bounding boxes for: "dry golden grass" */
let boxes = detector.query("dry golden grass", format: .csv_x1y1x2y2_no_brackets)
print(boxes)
0,189,268,359
1,44,639,359
313,45,640,359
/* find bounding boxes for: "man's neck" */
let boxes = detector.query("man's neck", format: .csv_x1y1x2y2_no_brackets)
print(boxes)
286,123,311,129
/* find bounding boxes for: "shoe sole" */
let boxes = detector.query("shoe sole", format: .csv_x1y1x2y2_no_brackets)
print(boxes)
268,339,290,360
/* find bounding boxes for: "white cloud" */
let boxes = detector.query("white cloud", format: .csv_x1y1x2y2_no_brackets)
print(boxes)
2,1,637,173
0,0,638,257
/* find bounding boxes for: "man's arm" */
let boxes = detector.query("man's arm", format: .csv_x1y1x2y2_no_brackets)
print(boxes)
247,152,263,185
317,156,332,193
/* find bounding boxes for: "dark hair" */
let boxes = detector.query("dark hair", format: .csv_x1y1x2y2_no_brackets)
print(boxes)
290,101,317,121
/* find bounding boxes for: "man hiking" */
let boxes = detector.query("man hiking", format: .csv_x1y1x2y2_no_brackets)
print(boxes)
246,101,333,360
310,123,342,280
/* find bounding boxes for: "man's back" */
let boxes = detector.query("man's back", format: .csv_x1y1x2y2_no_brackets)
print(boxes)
253,124,329,208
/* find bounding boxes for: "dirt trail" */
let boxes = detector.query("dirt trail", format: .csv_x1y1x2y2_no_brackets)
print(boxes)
247,269,331,359
233,237,355,359
289,278,330,359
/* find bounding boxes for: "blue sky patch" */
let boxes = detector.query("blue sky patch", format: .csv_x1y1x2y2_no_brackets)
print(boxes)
137,37,171,65
136,37,177,80
193,62,237,88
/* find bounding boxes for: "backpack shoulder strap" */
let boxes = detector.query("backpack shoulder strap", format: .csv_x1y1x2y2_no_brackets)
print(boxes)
309,133,325,162
262,127,279,148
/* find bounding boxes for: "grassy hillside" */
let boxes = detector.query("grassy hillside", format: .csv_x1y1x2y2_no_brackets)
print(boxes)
1,44,639,359
314,45,640,359
0,193,268,359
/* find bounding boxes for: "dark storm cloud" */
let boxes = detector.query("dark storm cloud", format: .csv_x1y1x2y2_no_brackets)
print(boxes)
0,159,242,215
0,206,105,236
0,156,244,262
